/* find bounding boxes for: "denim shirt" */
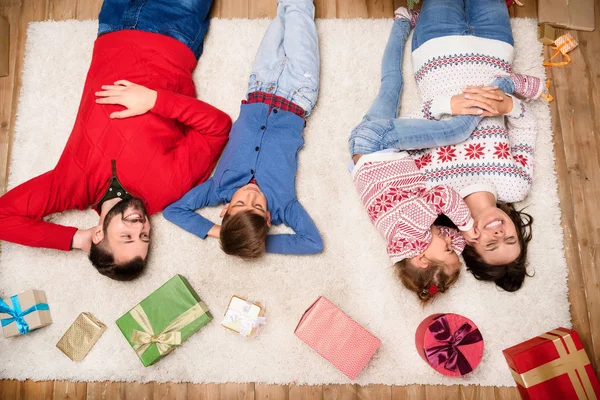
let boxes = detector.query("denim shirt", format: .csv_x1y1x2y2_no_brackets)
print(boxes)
163,102,323,255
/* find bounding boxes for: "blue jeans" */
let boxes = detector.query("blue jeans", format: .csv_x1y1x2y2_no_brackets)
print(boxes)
97,0,214,59
247,0,320,116
412,0,514,51
348,19,515,156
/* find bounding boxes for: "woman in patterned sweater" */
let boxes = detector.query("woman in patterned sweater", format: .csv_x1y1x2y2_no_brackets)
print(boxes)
350,3,541,298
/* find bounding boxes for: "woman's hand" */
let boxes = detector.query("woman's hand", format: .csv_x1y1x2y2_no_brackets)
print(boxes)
450,86,509,117
95,80,157,119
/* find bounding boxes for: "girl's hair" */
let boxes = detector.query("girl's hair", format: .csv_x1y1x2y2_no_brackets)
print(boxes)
462,202,533,292
394,259,460,304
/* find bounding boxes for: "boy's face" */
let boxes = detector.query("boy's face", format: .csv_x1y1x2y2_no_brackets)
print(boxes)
221,183,270,222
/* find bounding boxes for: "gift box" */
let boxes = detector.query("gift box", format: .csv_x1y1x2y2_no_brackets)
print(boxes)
57,312,107,361
538,24,560,45
116,275,213,367
415,313,484,377
221,296,265,338
294,296,381,380
503,328,600,400
0,289,52,338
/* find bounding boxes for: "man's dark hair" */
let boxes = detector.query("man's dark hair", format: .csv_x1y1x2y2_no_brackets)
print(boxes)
462,202,534,292
89,241,146,281
219,210,269,259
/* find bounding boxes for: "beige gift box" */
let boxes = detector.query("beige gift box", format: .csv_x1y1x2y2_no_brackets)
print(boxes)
0,289,53,338
57,312,107,361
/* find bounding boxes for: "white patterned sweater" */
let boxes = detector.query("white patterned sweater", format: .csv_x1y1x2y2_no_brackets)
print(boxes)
352,152,473,263
409,36,537,203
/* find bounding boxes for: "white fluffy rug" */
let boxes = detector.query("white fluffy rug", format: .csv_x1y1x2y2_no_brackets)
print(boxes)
0,19,569,386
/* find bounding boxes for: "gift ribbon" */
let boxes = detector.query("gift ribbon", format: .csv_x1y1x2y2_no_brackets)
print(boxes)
129,301,209,358
543,33,578,67
510,329,597,400
222,307,265,337
424,314,483,375
0,296,49,335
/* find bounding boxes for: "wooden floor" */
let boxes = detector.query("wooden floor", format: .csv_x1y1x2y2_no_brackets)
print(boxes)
0,0,598,399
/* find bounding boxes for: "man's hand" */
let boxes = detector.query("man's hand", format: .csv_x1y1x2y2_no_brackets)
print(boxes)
450,85,507,117
207,224,221,239
95,80,157,119
72,227,95,252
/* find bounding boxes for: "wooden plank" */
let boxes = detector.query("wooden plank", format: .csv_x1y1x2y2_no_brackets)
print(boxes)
289,385,323,400
391,385,426,400
366,0,395,18
335,0,368,18
122,382,154,399
86,381,124,400
547,29,600,372
48,0,77,20
153,382,187,400
74,0,101,20
356,384,391,400
248,0,276,19
20,379,54,400
494,386,521,400
0,0,21,195
255,383,289,400
323,384,357,400
512,0,537,19
315,0,337,18
0,380,21,400
53,381,87,400
189,383,255,400
213,0,250,19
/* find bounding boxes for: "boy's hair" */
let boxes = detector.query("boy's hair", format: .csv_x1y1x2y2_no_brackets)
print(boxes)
462,202,533,292
89,241,146,281
394,259,460,304
220,210,269,259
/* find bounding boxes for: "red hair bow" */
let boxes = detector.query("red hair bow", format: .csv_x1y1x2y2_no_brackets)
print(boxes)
429,285,439,295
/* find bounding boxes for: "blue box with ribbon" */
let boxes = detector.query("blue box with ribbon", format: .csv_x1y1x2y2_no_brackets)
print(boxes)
0,290,52,338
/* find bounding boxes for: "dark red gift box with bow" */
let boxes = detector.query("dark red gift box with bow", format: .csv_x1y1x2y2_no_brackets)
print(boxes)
415,313,484,377
503,328,600,400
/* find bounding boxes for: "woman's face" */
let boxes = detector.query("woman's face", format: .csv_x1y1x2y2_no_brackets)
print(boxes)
465,207,521,265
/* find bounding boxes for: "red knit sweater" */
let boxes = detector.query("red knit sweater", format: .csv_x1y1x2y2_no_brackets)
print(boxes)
0,30,232,251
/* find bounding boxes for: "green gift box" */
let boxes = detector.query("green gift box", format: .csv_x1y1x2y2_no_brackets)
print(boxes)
116,274,212,367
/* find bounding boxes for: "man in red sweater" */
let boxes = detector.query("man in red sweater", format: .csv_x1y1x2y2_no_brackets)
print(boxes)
0,0,231,280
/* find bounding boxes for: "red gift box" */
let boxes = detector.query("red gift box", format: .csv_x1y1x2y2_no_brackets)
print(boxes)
503,328,600,400
415,313,484,377
294,296,381,380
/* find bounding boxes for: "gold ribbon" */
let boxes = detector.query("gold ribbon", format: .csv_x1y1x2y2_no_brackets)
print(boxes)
510,329,597,400
129,302,209,358
544,33,578,67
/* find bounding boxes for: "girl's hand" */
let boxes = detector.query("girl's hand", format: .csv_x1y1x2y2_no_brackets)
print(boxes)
95,80,157,119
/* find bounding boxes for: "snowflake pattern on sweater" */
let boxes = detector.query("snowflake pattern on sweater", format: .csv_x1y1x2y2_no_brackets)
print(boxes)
410,36,538,203
352,152,472,263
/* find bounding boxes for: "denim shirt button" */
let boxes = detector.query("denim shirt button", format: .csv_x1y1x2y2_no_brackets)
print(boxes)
255,147,260,151
273,109,278,114
260,125,266,130
251,169,255,174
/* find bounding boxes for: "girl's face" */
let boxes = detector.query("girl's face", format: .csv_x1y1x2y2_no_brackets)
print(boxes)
422,226,461,274
465,207,520,265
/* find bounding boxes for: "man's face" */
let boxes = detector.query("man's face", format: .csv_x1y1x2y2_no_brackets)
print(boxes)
101,198,151,263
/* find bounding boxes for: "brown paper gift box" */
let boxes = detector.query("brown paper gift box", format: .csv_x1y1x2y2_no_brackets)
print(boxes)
57,312,107,361
0,289,53,338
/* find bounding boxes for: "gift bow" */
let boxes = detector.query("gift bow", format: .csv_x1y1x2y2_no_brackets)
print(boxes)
223,307,266,337
424,315,483,375
0,295,49,335
129,301,208,357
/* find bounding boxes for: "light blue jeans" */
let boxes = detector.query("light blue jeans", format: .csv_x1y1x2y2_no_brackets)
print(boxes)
247,0,320,116
412,0,514,50
348,19,514,156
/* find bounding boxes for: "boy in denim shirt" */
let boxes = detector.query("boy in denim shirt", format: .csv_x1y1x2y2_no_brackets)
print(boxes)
164,0,323,258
